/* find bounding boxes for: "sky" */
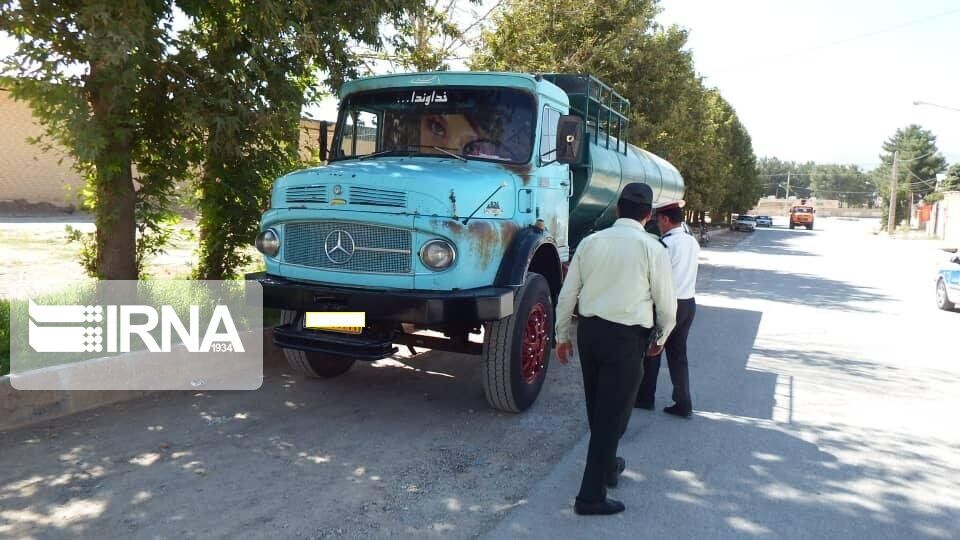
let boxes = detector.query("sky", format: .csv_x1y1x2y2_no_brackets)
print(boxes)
2,1,958,170
656,0,960,170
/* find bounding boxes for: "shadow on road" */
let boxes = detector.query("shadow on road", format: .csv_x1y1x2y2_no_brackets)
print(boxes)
493,303,960,539
701,264,890,312
735,227,820,257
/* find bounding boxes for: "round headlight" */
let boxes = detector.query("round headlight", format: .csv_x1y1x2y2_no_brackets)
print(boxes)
420,239,456,270
255,228,280,257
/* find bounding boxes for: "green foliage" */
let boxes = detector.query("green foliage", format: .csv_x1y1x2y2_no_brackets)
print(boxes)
173,0,418,279
387,1,481,71
1,298,9,376
757,158,816,198
2,0,418,279
471,0,759,217
65,225,99,276
874,125,947,230
1,1,192,279
810,164,874,207
924,191,944,204
941,163,960,192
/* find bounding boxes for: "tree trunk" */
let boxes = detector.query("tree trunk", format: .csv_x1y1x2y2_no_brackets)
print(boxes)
94,152,137,280
89,63,138,280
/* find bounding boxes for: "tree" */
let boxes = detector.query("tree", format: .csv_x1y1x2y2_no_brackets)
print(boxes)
354,0,489,73
2,1,418,279
756,157,815,199
1,1,187,279
471,0,758,219
874,125,947,229
176,0,416,279
941,163,960,192
810,164,873,207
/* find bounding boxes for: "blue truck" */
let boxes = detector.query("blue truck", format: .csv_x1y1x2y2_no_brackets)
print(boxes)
249,72,684,412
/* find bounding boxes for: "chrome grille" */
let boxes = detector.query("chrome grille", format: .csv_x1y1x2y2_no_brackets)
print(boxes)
283,222,412,274
349,186,407,208
286,185,327,204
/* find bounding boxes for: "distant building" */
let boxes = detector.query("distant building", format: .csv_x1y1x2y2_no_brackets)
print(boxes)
1,88,333,210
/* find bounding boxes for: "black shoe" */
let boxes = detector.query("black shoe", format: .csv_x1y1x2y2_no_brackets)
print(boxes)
606,457,626,487
574,497,626,516
635,400,655,410
663,404,692,418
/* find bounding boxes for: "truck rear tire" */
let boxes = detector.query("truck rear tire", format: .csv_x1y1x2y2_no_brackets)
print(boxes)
279,310,356,378
789,223,795,229
481,272,552,413
806,224,813,230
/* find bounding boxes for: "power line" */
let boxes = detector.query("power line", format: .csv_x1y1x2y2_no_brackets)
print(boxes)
716,7,960,71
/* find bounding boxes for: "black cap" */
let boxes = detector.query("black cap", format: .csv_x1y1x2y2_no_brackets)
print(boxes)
619,182,653,205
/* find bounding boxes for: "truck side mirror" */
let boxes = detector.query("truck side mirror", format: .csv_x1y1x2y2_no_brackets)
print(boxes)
556,115,584,165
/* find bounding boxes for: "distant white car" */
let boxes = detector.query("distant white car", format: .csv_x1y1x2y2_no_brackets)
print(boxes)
755,215,773,227
733,215,756,232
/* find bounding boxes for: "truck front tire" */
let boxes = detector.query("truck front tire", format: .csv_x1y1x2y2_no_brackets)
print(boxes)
481,272,553,413
279,310,356,378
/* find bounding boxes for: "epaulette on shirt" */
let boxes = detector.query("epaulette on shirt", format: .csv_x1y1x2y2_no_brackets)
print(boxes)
647,231,667,248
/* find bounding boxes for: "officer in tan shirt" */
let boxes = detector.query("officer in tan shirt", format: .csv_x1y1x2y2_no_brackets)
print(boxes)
555,182,677,516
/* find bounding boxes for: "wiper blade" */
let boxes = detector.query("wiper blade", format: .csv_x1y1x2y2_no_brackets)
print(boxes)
430,146,467,162
358,149,402,160
357,145,466,162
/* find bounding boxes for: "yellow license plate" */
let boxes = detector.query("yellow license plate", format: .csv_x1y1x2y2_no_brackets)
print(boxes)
304,312,365,334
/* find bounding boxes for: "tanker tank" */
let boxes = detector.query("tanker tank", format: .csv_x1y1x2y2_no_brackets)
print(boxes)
542,74,685,248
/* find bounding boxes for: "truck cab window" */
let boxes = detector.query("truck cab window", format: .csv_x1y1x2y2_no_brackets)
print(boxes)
540,108,559,162
339,110,379,158
332,88,535,164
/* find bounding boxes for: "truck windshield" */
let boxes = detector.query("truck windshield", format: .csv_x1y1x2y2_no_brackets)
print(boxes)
792,207,813,214
332,87,535,164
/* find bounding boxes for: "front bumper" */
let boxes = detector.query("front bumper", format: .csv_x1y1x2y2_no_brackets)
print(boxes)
247,272,514,326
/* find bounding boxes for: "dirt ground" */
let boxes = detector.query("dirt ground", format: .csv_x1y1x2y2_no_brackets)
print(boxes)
0,216,258,298
0,338,588,538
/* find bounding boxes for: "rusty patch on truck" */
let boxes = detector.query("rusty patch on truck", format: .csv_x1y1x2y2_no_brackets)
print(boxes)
433,218,464,235
498,162,533,185
467,220,499,267
430,218,519,269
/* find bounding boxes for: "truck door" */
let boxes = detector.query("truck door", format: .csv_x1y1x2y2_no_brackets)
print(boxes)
536,106,570,260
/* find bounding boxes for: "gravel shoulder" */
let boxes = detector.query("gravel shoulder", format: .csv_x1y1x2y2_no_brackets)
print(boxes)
0,337,587,538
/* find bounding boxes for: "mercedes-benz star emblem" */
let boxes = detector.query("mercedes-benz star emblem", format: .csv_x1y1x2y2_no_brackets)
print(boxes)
324,230,356,264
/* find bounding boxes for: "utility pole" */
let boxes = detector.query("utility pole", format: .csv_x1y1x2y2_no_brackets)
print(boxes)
887,151,898,235
785,171,791,200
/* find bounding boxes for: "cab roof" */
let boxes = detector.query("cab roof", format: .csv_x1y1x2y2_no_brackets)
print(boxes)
338,71,569,106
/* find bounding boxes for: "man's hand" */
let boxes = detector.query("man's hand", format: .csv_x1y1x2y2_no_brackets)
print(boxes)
556,342,573,365
646,343,663,357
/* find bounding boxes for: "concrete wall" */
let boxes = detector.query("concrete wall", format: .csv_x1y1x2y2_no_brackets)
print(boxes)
936,192,960,247
1,89,333,208
0,89,83,209
749,197,840,216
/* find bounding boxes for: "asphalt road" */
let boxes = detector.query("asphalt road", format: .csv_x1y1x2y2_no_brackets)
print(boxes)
490,217,960,539
2,218,958,539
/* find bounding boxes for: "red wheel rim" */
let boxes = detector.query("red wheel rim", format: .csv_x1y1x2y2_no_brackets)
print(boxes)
521,303,549,384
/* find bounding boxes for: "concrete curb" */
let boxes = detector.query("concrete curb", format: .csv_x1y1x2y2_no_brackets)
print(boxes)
0,327,274,432
0,374,151,432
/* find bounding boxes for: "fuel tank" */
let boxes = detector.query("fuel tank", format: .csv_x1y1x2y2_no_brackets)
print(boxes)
568,137,684,247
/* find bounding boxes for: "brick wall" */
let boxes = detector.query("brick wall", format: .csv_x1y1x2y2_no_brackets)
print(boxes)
0,89,83,208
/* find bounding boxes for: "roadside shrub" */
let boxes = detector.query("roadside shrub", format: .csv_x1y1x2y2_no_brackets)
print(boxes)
1,299,10,376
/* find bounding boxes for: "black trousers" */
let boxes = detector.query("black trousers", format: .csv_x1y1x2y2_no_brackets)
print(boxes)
637,298,696,411
576,316,650,503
